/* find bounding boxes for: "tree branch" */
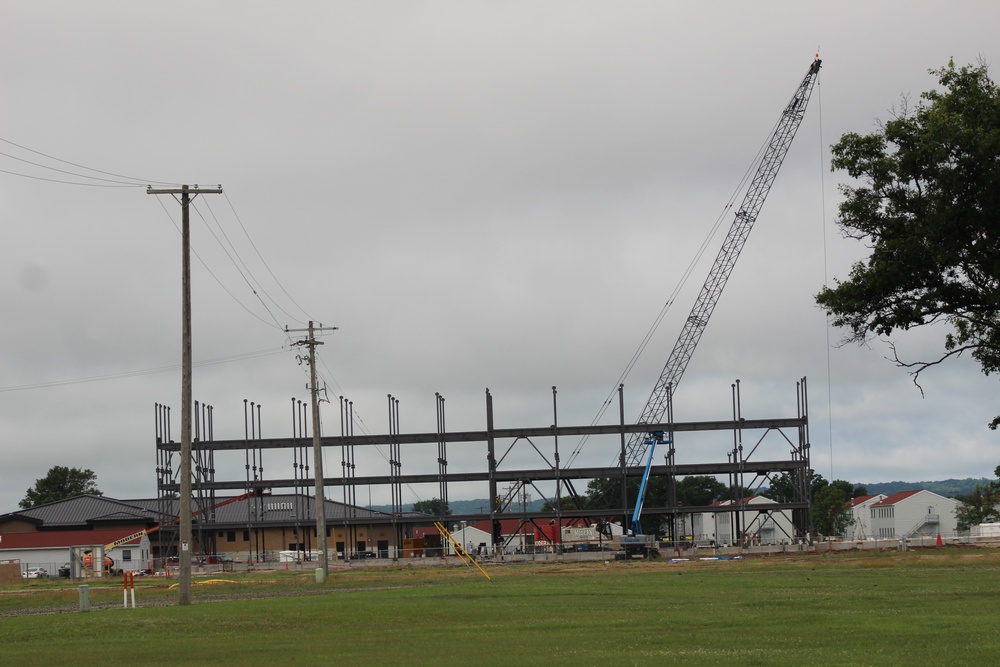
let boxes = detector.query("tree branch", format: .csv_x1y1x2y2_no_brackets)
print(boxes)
886,340,978,396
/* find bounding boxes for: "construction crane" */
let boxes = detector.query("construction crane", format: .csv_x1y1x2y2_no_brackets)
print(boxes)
615,58,821,556
624,57,822,471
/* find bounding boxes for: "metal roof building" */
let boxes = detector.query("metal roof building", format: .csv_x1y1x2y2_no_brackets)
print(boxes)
1,493,420,563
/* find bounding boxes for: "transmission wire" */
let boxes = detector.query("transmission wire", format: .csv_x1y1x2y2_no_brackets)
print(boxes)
154,197,278,329
224,191,316,326
0,136,179,186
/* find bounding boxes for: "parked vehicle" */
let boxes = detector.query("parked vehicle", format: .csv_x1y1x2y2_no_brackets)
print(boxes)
58,563,71,578
24,567,48,579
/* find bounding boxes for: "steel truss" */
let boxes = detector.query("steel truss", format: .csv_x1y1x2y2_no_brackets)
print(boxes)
155,377,813,552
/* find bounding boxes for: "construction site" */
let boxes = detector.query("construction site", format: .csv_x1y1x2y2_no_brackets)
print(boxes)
152,58,824,566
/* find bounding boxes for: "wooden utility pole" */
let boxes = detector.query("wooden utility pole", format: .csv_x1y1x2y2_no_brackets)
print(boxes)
287,321,337,582
147,184,222,605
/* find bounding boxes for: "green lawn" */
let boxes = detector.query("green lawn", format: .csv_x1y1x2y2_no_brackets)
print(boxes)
3,550,999,665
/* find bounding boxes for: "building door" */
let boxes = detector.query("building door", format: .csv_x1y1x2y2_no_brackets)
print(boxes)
377,540,389,559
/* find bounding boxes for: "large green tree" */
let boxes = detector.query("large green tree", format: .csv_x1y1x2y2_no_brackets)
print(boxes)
675,475,729,507
816,60,1000,425
20,466,102,509
811,480,855,536
955,465,1000,531
761,470,827,503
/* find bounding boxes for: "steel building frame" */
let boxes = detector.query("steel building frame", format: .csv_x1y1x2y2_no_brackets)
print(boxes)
154,377,812,556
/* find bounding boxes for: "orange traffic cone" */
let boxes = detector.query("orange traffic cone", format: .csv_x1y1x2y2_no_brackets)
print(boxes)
936,533,943,546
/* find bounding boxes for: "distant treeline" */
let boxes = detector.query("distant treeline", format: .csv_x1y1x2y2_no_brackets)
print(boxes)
370,478,992,514
857,478,991,499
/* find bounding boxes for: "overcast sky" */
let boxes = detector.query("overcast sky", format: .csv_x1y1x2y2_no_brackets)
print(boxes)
3,1,999,513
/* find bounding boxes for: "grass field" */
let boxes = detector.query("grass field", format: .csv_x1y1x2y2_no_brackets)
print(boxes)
3,549,999,665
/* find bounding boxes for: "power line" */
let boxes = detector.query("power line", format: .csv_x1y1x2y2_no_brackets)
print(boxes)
1,137,317,335
190,198,284,328
224,191,316,325
199,197,302,327
0,167,145,188
0,150,151,186
0,136,178,186
0,348,287,393
153,196,279,329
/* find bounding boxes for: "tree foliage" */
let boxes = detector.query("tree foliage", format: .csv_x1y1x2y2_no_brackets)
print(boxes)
585,475,731,514
411,497,451,517
811,480,855,536
540,496,582,512
763,471,861,535
585,476,665,513
816,60,1000,425
675,475,729,507
954,465,1000,530
761,470,827,503
20,466,102,509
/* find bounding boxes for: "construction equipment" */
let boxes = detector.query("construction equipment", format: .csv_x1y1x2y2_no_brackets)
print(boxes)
620,430,671,558
621,58,822,552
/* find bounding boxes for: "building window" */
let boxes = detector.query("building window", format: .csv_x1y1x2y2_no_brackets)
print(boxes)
122,550,132,561
243,530,250,541
227,531,236,542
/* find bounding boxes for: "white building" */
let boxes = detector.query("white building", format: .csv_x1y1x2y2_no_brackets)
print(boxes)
694,497,796,546
447,525,493,556
869,490,959,539
972,522,1000,537
845,494,886,541
0,528,152,575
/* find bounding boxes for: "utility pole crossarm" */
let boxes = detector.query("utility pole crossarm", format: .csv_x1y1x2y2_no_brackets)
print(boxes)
146,185,223,195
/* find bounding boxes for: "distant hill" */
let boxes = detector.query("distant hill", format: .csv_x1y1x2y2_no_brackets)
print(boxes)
858,478,991,499
445,498,546,515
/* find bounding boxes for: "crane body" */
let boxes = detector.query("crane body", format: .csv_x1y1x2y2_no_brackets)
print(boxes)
624,58,821,470
620,58,821,554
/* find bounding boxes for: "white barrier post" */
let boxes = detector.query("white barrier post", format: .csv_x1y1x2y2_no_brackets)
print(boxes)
123,571,136,608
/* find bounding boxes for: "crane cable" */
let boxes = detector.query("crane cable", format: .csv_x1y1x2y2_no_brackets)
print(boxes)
815,69,836,481
566,108,787,469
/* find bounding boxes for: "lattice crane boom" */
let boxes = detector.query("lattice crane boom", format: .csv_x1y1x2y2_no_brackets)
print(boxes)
623,58,821,468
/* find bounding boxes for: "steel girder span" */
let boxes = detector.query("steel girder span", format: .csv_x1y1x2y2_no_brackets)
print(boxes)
154,377,812,549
